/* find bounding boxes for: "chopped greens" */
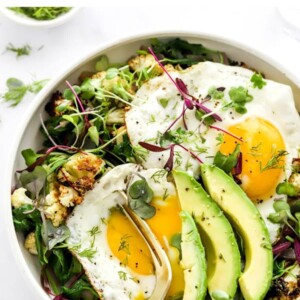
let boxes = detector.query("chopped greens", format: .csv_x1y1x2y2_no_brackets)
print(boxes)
228,86,253,114
9,7,72,20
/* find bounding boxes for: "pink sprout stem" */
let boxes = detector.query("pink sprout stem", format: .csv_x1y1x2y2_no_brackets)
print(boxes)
210,125,243,142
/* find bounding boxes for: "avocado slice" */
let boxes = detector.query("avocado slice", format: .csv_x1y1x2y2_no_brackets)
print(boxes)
173,170,241,299
180,210,207,300
201,164,273,300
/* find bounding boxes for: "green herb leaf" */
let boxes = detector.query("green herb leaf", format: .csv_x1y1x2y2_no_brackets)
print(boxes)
95,55,109,71
9,7,72,20
105,68,119,80
195,109,215,126
78,248,97,261
128,179,155,219
21,148,42,166
42,220,70,250
35,223,48,266
6,43,31,57
213,144,241,173
251,73,266,89
208,86,224,99
159,98,169,108
88,125,99,146
170,233,182,259
228,86,253,114
27,79,49,93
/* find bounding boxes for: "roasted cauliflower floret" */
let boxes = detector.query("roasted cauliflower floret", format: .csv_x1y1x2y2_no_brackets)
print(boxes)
128,54,163,76
128,54,175,77
57,152,104,194
289,173,300,195
11,188,33,209
91,71,133,95
24,232,38,255
44,187,68,227
58,184,83,207
106,108,125,125
45,91,74,117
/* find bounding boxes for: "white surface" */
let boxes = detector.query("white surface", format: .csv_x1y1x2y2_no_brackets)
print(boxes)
1,6,300,300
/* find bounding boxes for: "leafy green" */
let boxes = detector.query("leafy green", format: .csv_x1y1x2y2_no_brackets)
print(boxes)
21,148,42,166
42,220,70,250
250,73,266,89
61,276,99,299
1,77,48,106
111,134,135,163
128,179,155,219
195,109,215,126
9,7,72,20
20,166,47,197
150,38,227,67
35,223,49,266
12,204,41,232
159,98,170,108
213,144,241,173
6,43,31,57
95,55,109,71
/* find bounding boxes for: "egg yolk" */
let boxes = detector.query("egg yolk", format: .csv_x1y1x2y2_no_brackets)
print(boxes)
106,209,154,275
219,117,286,201
146,195,184,298
106,195,184,298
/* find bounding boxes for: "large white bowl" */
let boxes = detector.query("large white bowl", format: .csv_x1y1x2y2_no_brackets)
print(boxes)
3,31,300,299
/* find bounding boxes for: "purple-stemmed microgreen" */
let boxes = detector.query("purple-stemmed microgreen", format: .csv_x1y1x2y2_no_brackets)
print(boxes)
18,145,81,173
232,152,243,176
139,141,203,172
209,125,243,142
148,47,222,133
65,81,91,131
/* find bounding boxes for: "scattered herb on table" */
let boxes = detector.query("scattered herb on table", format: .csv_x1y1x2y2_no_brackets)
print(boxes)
1,77,49,106
9,7,72,20
6,43,31,57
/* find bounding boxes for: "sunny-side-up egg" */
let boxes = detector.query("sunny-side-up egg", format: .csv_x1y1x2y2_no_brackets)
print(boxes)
66,163,184,299
125,61,300,242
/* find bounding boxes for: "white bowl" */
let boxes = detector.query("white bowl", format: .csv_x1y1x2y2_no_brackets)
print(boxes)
3,31,300,299
0,7,81,28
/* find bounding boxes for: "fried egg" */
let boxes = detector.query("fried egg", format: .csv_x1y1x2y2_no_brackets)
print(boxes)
125,61,300,242
66,164,184,299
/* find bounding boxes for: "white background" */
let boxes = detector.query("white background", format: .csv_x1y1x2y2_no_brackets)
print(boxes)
1,5,300,299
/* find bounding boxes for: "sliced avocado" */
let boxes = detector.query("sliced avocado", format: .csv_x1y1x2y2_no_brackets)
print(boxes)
201,164,273,300
180,210,207,300
173,170,241,299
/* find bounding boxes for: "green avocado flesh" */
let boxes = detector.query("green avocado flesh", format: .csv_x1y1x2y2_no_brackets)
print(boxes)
173,170,241,299
201,164,273,300
180,210,207,300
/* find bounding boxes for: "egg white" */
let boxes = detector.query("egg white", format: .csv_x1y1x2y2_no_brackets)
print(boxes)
125,61,300,243
66,164,156,300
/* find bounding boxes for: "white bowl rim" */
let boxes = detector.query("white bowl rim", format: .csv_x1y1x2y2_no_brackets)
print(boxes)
3,29,300,299
0,7,81,27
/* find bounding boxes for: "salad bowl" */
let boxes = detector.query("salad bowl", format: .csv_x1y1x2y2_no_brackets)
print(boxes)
3,31,300,299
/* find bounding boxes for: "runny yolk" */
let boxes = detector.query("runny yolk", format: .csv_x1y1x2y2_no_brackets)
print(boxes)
106,195,184,298
146,195,184,298
106,209,154,275
219,117,286,201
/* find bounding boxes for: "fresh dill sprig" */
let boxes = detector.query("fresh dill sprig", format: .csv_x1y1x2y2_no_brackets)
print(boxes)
6,43,31,58
260,150,288,172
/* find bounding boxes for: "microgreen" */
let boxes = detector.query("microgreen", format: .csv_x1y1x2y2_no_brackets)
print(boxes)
42,220,70,250
251,73,266,89
128,179,155,219
95,55,109,72
88,226,101,248
118,271,128,281
276,182,298,197
6,43,31,57
150,169,168,183
1,77,48,106
228,86,253,114
213,144,241,174
208,86,225,99
78,248,97,262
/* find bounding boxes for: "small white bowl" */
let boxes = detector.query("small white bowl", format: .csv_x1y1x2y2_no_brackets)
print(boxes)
0,7,81,28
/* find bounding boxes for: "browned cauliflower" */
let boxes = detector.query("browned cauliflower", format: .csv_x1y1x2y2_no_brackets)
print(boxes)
57,152,104,194
24,232,38,255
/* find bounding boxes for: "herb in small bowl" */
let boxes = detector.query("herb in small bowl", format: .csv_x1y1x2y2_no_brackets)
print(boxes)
0,7,80,28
